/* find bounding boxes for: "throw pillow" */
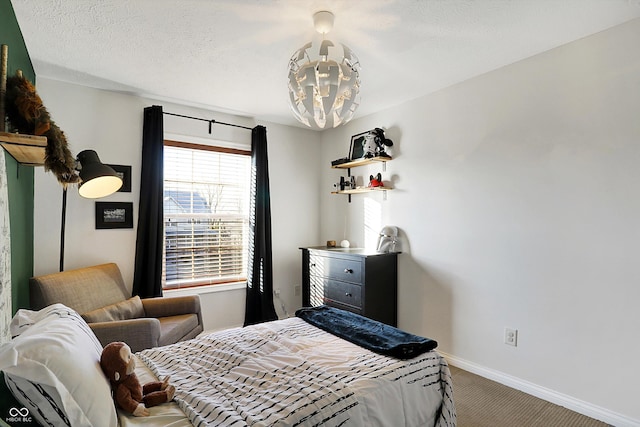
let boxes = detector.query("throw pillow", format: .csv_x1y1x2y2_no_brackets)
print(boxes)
82,295,145,323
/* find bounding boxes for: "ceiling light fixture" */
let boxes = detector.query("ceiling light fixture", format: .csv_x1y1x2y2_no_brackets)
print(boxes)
287,11,361,130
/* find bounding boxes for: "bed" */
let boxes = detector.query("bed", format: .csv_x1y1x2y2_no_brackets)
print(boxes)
0,304,456,427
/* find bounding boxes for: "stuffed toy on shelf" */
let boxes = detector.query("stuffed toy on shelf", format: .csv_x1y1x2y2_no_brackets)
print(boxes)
371,128,393,157
369,172,383,188
5,71,79,185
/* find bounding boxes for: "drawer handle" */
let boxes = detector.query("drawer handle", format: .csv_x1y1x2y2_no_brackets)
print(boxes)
310,263,316,267
345,292,352,297
344,268,353,274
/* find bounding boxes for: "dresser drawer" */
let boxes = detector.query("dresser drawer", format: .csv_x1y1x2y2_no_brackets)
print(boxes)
325,280,362,308
302,247,398,326
309,253,362,283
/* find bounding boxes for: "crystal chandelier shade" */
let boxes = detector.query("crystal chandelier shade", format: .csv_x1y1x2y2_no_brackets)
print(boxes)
287,12,361,130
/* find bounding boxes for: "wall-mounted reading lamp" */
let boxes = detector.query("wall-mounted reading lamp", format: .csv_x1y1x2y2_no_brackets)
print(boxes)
60,150,122,271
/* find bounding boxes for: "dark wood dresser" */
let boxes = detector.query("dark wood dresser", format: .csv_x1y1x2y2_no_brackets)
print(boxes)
300,247,398,326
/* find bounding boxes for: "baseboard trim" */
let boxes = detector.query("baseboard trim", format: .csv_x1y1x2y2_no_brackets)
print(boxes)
440,352,639,427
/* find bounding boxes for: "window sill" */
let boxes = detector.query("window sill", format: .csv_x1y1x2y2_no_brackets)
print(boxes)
163,281,246,297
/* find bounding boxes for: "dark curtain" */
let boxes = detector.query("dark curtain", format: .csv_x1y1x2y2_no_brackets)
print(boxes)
133,105,164,298
244,125,278,326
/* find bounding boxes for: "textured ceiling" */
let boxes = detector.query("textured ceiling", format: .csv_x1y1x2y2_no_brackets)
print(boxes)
10,0,640,130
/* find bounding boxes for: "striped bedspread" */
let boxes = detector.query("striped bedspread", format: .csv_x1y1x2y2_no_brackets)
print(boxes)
137,317,456,427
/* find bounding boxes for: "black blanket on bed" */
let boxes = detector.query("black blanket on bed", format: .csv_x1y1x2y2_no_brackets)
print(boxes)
295,305,437,360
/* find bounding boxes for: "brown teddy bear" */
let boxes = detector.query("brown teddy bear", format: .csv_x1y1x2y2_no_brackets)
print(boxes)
99,342,175,416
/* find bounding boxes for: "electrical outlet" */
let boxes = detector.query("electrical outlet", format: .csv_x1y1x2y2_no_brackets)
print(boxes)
504,328,518,346
274,289,280,297
294,285,301,296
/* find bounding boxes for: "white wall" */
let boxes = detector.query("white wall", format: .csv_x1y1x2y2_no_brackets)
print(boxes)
33,80,321,331
319,19,640,424
31,17,640,425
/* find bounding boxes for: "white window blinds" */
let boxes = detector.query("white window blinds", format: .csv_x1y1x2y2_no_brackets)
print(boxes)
163,142,250,289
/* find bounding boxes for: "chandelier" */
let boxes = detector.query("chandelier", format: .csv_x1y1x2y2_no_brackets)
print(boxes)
287,11,361,130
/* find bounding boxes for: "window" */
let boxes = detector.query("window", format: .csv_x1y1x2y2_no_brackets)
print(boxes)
163,140,251,290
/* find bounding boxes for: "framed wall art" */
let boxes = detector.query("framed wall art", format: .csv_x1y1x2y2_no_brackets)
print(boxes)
95,202,133,229
349,131,370,160
107,164,132,192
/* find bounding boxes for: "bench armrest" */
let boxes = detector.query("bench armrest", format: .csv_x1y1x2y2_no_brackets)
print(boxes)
142,295,201,320
89,318,161,352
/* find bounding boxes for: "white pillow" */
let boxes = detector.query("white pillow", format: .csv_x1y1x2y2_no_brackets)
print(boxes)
0,304,117,427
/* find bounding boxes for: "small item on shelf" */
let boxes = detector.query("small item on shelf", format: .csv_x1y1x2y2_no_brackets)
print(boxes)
340,176,347,191
377,226,399,253
371,128,394,158
363,133,377,158
351,128,394,160
368,173,383,188
335,176,356,192
326,240,336,247
331,157,350,166
340,239,350,248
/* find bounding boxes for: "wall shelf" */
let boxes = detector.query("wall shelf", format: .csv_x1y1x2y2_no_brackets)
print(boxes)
331,155,391,170
331,154,393,202
331,186,392,195
1,45,46,165
0,131,47,166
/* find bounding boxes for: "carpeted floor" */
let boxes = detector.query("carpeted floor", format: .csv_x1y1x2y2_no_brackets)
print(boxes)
449,365,611,427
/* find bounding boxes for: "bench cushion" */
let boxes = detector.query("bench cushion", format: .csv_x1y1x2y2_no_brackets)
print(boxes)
158,314,200,347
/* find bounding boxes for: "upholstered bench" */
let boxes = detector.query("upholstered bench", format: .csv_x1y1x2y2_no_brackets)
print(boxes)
29,263,203,352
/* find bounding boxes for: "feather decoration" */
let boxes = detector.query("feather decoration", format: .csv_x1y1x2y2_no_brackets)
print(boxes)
5,73,79,185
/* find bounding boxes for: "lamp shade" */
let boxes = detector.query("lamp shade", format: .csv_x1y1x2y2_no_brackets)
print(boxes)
76,150,122,198
287,11,360,130
287,39,360,130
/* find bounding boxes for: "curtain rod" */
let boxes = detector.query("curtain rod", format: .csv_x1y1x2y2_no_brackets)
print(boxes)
163,111,253,132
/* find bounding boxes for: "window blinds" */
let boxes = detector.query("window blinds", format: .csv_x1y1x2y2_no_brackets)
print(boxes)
163,144,250,289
